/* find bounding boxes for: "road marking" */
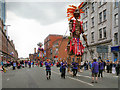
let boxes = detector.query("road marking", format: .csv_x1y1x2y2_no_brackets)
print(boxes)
67,76,94,86
7,78,9,81
51,71,94,87
113,76,118,78
76,74,91,79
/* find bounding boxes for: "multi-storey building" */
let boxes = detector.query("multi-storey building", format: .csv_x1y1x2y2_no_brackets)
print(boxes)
81,1,119,62
0,18,18,61
52,36,69,62
44,34,63,60
111,1,120,62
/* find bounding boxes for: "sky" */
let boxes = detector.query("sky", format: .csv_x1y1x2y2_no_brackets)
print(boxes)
6,1,81,58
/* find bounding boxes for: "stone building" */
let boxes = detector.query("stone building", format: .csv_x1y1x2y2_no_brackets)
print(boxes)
81,1,119,61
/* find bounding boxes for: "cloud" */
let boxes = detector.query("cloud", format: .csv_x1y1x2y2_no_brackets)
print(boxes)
6,2,73,25
6,2,80,58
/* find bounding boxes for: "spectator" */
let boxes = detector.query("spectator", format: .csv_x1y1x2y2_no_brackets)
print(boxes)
91,59,99,83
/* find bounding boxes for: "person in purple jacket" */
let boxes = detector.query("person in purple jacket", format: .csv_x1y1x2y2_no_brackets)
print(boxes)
91,59,99,83
98,60,104,78
72,61,78,77
45,59,51,80
61,60,67,79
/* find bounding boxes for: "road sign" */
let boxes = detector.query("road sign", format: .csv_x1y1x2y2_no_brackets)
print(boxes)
96,45,108,53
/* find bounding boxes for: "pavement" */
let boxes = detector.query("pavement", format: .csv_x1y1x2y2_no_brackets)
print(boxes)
1,65,119,88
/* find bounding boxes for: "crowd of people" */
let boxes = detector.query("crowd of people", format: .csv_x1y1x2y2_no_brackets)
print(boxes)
0,58,120,83
81,60,120,76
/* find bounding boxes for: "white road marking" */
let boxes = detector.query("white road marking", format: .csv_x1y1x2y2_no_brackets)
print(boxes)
7,78,9,81
67,76,94,86
113,76,118,78
51,71,94,87
76,74,91,79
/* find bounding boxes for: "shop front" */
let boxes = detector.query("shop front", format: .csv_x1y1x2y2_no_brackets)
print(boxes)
111,46,120,62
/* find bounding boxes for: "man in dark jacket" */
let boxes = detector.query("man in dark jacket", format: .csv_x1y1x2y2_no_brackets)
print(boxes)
116,61,120,76
98,60,104,78
61,60,67,79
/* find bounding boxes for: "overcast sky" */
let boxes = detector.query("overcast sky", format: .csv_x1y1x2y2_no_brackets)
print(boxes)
6,1,81,58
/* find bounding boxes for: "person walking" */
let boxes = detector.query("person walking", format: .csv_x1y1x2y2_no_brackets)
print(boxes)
91,59,99,83
25,60,27,67
45,59,51,80
61,60,67,79
106,61,110,73
110,61,113,73
83,61,87,70
13,61,16,70
103,61,106,72
32,61,34,67
115,61,120,76
72,60,78,77
98,60,104,78
28,60,31,68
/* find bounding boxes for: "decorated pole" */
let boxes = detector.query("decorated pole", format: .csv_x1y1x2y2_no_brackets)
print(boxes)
66,2,88,72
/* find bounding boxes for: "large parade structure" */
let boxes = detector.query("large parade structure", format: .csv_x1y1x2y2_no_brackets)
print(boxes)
37,42,46,61
66,2,88,72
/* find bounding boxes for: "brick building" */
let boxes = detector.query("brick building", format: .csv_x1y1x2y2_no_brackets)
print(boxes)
52,36,69,62
29,48,38,61
0,18,18,61
44,34,63,60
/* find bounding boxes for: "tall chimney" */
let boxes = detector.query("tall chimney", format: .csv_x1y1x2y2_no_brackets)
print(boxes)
34,48,36,54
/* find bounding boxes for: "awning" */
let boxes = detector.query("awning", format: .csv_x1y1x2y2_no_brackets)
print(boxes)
111,46,120,52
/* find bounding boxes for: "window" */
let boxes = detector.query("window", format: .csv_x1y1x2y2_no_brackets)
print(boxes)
114,33,118,45
85,8,88,16
48,42,49,46
114,0,118,8
91,32,94,42
103,10,106,21
92,2,94,12
99,12,102,23
103,27,106,38
83,10,85,18
115,14,118,26
91,17,94,27
99,1,102,6
99,28,102,39
86,21,88,30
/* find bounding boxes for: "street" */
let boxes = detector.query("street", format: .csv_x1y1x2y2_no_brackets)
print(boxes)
1,66,119,88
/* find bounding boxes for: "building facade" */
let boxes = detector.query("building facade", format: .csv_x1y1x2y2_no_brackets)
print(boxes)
0,18,18,61
44,34,63,60
81,1,119,62
52,37,69,62
111,1,120,62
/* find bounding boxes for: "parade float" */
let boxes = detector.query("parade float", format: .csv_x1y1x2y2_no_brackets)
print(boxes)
37,42,46,61
66,2,88,72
